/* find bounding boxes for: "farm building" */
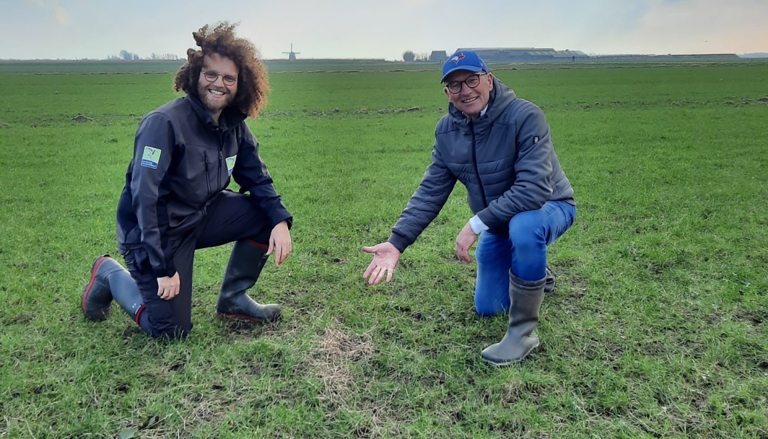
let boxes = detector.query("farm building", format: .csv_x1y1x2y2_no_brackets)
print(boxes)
453,47,589,62
428,50,448,62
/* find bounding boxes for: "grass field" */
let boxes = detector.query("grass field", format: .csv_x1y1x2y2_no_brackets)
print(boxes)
1,61,767,438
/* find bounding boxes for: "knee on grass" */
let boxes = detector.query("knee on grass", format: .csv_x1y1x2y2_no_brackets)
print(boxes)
148,323,192,340
474,300,509,318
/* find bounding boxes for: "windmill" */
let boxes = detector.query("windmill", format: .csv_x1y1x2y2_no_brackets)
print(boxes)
282,43,300,61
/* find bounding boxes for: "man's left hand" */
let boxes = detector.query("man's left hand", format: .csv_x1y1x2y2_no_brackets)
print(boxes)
455,222,478,263
268,221,292,266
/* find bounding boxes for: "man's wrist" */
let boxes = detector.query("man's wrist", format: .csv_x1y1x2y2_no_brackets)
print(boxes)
468,215,489,234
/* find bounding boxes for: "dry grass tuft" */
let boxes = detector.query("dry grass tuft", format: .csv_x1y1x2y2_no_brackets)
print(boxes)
311,324,373,401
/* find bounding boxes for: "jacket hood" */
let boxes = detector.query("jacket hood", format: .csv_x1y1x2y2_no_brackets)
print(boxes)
448,77,517,127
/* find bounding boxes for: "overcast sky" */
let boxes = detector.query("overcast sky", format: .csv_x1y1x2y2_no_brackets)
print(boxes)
2,0,767,60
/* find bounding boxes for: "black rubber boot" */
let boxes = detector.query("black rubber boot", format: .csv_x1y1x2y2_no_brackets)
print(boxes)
216,240,281,323
81,255,144,323
481,271,545,366
544,265,556,294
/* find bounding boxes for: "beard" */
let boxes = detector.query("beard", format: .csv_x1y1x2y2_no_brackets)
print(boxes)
197,83,235,114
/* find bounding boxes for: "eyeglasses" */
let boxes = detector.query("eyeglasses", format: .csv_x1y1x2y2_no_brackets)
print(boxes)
201,70,237,86
445,73,487,94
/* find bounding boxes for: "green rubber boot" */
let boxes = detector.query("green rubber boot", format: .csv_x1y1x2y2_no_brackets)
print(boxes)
216,240,281,323
481,271,545,366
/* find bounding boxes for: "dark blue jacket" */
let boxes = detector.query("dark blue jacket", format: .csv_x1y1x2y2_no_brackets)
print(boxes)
388,78,574,253
117,95,292,277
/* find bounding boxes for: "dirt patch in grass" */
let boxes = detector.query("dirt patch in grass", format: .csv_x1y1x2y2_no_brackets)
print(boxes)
735,310,765,326
71,114,93,122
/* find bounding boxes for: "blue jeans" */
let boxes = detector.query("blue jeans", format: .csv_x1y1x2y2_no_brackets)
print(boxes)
474,201,576,316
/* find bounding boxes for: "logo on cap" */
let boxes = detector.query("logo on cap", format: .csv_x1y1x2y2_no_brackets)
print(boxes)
450,53,466,64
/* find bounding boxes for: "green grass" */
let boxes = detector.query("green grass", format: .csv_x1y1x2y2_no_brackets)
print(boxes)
1,62,767,438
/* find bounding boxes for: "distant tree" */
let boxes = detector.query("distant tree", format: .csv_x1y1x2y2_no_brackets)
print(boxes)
149,52,180,60
117,50,141,61
403,50,415,62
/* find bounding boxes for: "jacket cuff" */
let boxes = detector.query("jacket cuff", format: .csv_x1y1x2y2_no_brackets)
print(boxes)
152,266,177,278
387,232,410,254
477,209,501,230
269,208,293,230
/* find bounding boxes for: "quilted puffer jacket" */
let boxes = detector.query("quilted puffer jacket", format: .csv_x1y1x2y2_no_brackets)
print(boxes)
388,77,574,253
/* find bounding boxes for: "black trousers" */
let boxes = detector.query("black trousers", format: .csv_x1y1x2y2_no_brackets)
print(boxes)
124,190,272,339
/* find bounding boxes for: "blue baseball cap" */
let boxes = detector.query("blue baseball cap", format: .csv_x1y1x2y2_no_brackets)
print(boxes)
441,50,489,83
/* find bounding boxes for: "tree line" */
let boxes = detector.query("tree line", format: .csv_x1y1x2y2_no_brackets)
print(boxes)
107,50,180,61
402,50,431,62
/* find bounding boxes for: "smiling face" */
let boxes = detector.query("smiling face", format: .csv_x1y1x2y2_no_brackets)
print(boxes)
197,53,238,123
443,70,494,119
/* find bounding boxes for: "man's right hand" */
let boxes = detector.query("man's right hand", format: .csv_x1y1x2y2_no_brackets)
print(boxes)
362,242,401,285
157,273,180,300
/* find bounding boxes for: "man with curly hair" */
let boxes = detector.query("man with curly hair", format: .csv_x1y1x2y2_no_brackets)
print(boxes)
81,23,292,339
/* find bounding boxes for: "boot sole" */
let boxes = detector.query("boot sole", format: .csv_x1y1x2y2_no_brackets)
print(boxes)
81,255,111,321
216,312,280,324
481,342,540,367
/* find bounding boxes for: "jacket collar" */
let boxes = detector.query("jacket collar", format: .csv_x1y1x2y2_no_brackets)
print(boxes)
186,93,247,132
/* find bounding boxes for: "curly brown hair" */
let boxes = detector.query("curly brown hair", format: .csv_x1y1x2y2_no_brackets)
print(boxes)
174,22,269,119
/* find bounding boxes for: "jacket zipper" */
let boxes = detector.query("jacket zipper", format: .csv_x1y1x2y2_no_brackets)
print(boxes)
469,121,488,208
218,128,223,189
218,150,223,187
203,151,211,196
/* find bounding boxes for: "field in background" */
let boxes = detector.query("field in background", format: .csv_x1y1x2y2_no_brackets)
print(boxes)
2,57,766,74
1,61,767,438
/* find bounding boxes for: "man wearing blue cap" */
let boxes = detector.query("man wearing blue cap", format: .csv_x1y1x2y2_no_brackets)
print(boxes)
362,50,576,365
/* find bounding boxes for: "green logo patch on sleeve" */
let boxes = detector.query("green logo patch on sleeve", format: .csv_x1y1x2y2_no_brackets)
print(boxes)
140,146,161,169
226,155,236,176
